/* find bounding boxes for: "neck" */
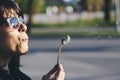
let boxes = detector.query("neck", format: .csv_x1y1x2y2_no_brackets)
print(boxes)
0,53,12,70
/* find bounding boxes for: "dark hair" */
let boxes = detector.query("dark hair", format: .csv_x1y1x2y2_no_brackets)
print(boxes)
0,0,23,26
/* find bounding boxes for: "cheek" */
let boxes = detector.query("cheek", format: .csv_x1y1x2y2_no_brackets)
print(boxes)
0,31,29,54
0,33,19,53
6,36,19,51
3,32,20,52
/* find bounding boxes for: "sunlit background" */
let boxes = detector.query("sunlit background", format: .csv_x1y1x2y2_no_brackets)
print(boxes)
14,0,120,80
14,0,120,38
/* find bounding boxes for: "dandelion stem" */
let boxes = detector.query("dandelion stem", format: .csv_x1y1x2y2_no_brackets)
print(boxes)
57,44,63,64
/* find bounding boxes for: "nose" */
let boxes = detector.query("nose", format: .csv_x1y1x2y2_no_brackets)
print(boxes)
18,22,27,32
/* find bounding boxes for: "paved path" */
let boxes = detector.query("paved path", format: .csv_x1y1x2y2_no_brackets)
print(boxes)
20,38,120,80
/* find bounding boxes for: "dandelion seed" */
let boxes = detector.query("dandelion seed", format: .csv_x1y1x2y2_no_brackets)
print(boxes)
57,35,71,64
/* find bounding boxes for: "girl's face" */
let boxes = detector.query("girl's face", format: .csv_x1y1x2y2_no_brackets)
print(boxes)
0,9,29,55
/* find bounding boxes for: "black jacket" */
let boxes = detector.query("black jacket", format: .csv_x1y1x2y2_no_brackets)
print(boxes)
0,55,31,80
0,67,31,80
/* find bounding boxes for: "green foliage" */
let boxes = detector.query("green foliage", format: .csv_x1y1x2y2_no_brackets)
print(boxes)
15,0,28,13
30,31,120,38
32,18,114,28
30,0,46,13
46,0,64,6
15,0,46,13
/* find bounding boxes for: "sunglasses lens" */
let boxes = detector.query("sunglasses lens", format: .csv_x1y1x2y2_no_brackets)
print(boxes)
9,18,19,29
7,17,19,29
7,16,25,30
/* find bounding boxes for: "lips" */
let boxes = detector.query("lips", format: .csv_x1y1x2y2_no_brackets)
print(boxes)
22,38,28,42
19,33,29,42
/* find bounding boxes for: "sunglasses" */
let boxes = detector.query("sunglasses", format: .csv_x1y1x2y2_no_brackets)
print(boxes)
7,16,24,29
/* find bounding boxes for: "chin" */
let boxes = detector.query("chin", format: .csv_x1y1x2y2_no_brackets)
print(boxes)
20,47,29,55
20,51,28,55
17,45,29,55
18,49,28,55
18,42,29,54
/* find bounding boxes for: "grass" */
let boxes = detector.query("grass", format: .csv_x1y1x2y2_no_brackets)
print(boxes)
32,18,115,28
29,31,120,38
29,18,118,38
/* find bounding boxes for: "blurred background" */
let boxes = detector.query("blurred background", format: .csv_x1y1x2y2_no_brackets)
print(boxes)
14,0,120,80
15,0,120,37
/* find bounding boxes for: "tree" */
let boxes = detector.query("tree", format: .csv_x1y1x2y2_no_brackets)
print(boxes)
86,0,104,12
27,0,33,34
15,0,29,13
104,0,112,22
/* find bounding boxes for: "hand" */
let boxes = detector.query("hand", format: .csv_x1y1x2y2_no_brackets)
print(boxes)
42,64,65,80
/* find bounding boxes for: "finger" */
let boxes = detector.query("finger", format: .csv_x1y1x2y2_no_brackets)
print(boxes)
54,70,65,80
58,64,64,72
56,70,65,80
42,65,58,80
42,75,49,80
47,64,58,76
54,64,65,80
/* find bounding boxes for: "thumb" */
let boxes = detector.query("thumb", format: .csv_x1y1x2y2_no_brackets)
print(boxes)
54,64,65,80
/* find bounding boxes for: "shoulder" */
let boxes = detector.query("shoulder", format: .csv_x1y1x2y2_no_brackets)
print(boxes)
10,67,31,80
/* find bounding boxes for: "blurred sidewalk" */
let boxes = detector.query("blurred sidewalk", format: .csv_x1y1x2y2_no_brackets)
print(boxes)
20,38,120,80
